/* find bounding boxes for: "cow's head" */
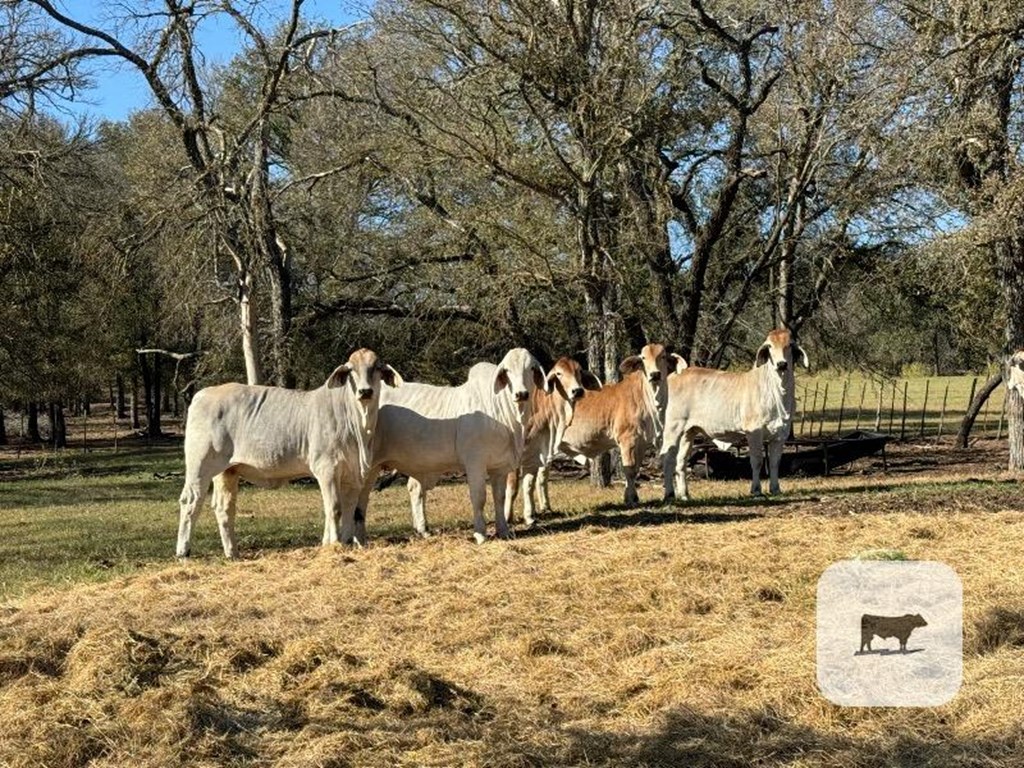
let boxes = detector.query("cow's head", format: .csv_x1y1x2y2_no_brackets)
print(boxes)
545,357,603,403
619,343,687,386
1007,352,1024,397
911,613,928,628
326,348,403,403
754,329,809,376
494,347,546,404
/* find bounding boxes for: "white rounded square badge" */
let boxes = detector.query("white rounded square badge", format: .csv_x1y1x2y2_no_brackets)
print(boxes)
816,560,962,707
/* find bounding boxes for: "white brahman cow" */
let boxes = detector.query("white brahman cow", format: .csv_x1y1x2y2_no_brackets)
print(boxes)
660,329,809,500
356,348,546,544
504,356,602,526
176,348,401,558
550,343,685,506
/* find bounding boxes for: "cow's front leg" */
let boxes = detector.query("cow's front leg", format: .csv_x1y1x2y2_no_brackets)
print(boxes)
354,465,379,545
490,473,512,540
211,470,240,559
317,470,342,546
536,464,552,515
407,475,436,538
338,483,362,546
748,432,765,497
619,436,640,506
767,438,785,495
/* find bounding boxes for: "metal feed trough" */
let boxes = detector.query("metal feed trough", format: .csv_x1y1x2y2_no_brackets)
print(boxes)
687,430,891,480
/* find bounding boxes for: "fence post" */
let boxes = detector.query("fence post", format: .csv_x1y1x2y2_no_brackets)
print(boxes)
855,381,867,431
799,384,808,437
888,380,897,434
807,382,820,438
936,381,950,443
875,382,883,431
818,382,830,438
919,379,930,438
899,381,909,440
837,379,849,436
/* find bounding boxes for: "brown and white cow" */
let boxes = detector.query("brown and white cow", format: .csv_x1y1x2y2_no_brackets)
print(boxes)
504,357,602,526
660,329,808,500
551,343,686,506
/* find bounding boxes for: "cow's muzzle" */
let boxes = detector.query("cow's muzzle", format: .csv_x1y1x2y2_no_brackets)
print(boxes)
776,361,789,373
648,371,662,383
571,387,585,400
514,390,530,402
358,387,375,401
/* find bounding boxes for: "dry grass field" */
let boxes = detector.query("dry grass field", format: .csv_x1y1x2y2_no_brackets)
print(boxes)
2,433,1024,766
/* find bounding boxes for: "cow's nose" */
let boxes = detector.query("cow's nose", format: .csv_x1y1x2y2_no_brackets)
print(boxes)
648,371,661,383
358,387,374,400
515,390,529,402
571,387,585,400
776,361,788,373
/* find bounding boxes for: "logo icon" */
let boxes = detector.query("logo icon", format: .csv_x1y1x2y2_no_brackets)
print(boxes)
817,560,961,706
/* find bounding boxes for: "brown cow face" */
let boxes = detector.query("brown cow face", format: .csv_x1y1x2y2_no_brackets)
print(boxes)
1008,352,1024,397
327,348,403,402
494,347,546,403
545,357,602,402
754,329,809,376
619,343,687,386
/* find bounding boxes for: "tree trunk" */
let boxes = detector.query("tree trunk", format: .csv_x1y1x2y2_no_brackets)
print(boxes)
116,374,127,419
140,353,162,439
49,402,67,449
162,380,171,414
584,279,613,488
1001,236,1024,469
131,374,140,430
239,268,261,386
27,401,41,442
265,240,294,388
0,404,6,445
955,373,1003,449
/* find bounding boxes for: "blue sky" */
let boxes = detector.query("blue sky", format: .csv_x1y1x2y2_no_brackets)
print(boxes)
51,0,365,123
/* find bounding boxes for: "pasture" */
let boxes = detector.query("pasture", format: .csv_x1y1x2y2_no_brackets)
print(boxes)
2,424,1024,766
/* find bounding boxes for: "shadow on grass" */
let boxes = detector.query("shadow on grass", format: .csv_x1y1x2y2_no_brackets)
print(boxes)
518,507,765,537
526,705,1021,767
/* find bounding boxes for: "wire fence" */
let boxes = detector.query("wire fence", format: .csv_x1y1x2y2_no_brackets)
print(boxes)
794,375,1008,442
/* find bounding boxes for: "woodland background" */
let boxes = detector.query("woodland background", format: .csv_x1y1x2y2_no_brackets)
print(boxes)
3,0,1024,465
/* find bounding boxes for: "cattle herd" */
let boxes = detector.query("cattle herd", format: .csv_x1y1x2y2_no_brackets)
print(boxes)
175,331,1024,559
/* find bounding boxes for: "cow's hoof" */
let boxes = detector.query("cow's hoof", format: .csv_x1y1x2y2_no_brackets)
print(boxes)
663,493,675,502
523,518,536,529
473,532,487,545
496,530,514,541
416,529,433,540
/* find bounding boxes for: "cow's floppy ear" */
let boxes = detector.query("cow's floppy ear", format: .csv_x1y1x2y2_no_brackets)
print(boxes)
793,344,810,369
532,364,548,393
619,355,643,375
755,344,772,367
670,353,688,374
581,370,603,390
544,367,561,395
493,367,511,394
379,364,403,388
326,363,352,389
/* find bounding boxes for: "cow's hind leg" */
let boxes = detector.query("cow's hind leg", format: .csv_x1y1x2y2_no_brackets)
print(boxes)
354,465,380,546
520,470,538,526
176,476,208,559
211,469,240,559
619,436,641,506
407,476,438,538
491,473,512,540
465,468,489,544
338,482,363,547
504,470,519,525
